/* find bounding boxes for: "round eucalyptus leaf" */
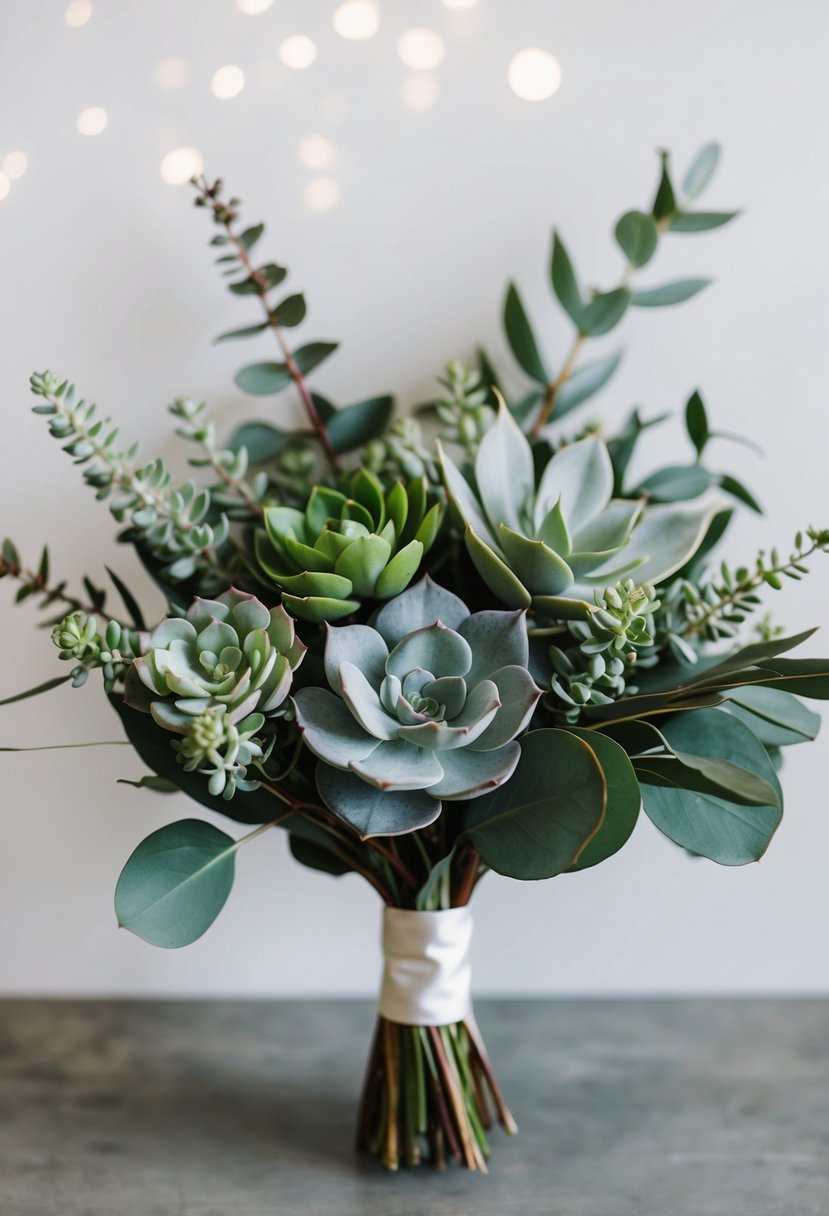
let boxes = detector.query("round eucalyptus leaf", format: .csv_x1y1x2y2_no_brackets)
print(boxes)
114,819,237,948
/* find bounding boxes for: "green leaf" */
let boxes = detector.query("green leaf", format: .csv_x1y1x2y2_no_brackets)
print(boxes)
636,464,713,503
316,763,440,839
105,566,146,631
651,150,677,221
476,346,502,407
115,819,237,947
416,849,455,910
614,210,659,268
228,263,286,295
226,421,288,462
550,231,584,328
293,341,338,377
272,293,307,328
38,545,49,583
462,730,606,879
234,362,293,396
719,474,762,514
503,283,550,384
685,390,709,457
238,223,264,251
682,142,721,199
117,775,179,792
0,675,73,706
213,322,269,344
639,708,783,865
316,394,394,454
564,729,641,871
724,686,821,747
554,350,623,418
580,288,630,337
289,834,351,877
669,211,739,234
631,279,711,307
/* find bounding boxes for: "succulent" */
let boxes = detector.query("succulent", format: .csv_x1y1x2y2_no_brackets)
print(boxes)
293,577,542,836
439,402,714,619
253,469,444,622
434,361,495,459
126,588,305,732
172,705,269,800
51,611,101,663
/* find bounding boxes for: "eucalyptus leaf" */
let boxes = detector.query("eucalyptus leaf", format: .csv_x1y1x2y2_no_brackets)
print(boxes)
117,774,179,792
580,288,630,338
682,142,720,199
318,395,394,454
114,819,237,947
503,283,550,384
614,211,659,268
234,362,293,396
719,474,763,514
462,730,606,880
213,323,269,344
550,231,583,328
631,279,711,308
272,293,307,328
293,341,339,377
416,849,455,910
0,675,72,706
670,211,740,233
685,390,709,457
636,464,713,503
289,834,352,877
651,151,677,221
724,686,821,747
554,350,623,418
226,421,288,462
564,729,641,871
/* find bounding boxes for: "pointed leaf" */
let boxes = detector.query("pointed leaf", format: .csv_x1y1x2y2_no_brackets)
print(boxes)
554,350,623,418
631,279,711,307
682,142,721,199
580,288,630,337
503,283,550,384
670,211,739,233
615,210,658,268
550,231,583,327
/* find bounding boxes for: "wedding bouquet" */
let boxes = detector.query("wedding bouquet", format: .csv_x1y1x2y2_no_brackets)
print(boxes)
3,144,828,1173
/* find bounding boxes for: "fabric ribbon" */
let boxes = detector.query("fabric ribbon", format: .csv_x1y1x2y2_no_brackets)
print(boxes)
378,906,473,1026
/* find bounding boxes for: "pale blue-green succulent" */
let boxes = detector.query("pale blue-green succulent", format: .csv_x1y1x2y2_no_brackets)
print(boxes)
439,402,715,619
172,704,269,799
293,577,542,837
127,587,306,732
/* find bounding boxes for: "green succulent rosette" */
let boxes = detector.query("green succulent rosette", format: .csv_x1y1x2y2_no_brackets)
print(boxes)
292,577,542,837
126,587,306,732
252,469,444,623
439,402,715,619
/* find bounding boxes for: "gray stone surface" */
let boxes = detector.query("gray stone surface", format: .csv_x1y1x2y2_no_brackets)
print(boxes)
1,999,827,1215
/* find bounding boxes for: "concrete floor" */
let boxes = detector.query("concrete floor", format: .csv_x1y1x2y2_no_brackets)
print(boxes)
1,999,827,1215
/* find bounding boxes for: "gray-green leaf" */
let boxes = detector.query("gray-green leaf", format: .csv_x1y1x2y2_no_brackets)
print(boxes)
503,283,550,384
631,279,711,308
614,210,658,268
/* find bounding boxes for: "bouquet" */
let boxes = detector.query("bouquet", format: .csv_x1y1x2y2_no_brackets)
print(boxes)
3,144,828,1173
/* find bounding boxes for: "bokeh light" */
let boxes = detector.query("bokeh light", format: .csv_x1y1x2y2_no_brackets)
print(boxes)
160,146,204,185
507,48,562,101
299,135,337,171
64,0,92,28
211,65,246,99
304,176,341,212
333,1,380,40
0,173,10,202
2,151,28,181
77,107,108,136
401,74,440,113
236,0,275,12
397,28,445,71
155,57,190,90
279,35,318,69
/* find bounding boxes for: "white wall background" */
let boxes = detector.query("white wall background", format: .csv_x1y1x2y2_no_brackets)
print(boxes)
1,0,828,997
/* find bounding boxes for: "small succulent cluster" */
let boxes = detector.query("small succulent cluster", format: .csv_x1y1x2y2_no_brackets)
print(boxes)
440,403,712,618
363,416,437,486
169,397,268,519
294,577,541,834
51,612,140,691
433,362,495,461
253,470,444,622
172,705,270,799
547,581,660,718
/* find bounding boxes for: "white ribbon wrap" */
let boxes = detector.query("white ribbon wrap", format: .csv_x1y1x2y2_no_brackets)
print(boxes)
378,906,473,1026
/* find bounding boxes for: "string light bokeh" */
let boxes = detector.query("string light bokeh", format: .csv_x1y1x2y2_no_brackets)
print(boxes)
0,2,564,210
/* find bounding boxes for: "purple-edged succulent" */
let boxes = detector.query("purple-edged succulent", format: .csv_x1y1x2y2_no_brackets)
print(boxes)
292,577,542,836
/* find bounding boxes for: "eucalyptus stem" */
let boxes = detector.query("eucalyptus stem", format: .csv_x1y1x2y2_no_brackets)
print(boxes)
531,333,584,436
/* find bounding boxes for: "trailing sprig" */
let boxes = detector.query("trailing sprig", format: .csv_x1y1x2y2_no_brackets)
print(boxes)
661,526,829,655
29,372,229,584
363,416,438,486
169,397,266,518
51,612,141,692
172,706,272,800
